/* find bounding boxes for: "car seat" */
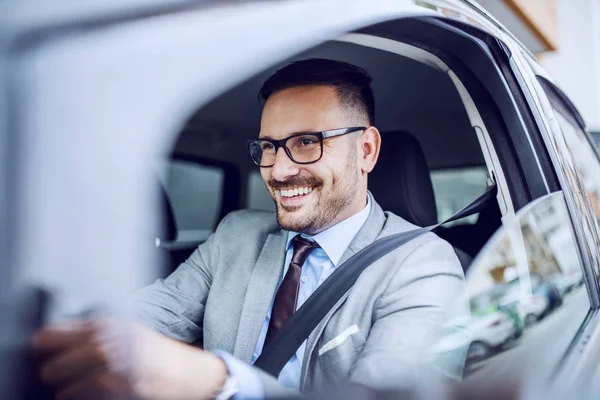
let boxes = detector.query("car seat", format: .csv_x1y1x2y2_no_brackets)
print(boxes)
369,130,473,270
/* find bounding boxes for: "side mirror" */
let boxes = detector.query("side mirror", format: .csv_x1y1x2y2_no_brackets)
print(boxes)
435,192,589,386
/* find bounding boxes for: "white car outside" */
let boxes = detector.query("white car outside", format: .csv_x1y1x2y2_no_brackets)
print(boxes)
433,312,516,361
501,287,549,327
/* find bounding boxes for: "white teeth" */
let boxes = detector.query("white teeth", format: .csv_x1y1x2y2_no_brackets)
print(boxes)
280,187,314,198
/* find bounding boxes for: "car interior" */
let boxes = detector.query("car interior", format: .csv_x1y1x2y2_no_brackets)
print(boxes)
154,31,504,279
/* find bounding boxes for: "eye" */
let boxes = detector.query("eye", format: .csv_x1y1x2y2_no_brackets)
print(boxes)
299,137,317,146
260,141,275,151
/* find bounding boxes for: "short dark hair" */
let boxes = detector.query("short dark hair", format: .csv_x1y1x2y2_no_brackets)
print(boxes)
258,58,375,125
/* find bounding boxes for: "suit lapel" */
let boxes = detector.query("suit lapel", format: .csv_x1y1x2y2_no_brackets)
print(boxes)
233,230,288,363
301,199,387,387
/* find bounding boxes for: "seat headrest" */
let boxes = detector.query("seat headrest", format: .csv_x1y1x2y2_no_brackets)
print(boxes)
369,131,437,227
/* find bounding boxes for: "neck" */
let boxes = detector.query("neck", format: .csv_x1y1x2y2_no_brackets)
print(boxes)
305,192,369,235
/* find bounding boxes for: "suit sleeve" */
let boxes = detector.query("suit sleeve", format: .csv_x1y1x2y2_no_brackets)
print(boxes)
347,235,469,390
132,214,231,343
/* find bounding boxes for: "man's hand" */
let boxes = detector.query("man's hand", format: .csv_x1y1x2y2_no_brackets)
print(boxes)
34,319,228,400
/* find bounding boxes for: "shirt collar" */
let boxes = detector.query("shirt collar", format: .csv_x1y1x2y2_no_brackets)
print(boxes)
286,193,372,267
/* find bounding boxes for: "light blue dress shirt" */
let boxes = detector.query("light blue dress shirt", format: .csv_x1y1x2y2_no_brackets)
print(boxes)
218,195,371,399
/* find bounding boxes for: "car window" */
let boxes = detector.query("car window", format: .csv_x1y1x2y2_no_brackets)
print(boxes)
553,114,600,223
430,166,488,225
453,192,590,379
247,170,276,212
590,131,600,154
159,159,224,242
248,167,491,224
538,95,600,285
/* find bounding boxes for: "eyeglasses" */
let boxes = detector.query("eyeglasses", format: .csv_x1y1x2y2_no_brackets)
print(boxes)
246,126,366,167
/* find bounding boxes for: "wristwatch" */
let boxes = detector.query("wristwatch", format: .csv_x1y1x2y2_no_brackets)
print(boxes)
212,374,239,400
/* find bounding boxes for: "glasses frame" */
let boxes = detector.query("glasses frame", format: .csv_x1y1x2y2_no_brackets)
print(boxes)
246,126,367,167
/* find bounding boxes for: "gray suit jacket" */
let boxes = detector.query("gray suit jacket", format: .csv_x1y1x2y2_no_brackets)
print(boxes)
135,199,468,396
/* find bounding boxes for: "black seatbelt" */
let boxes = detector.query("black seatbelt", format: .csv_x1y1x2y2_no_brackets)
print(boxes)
254,183,497,377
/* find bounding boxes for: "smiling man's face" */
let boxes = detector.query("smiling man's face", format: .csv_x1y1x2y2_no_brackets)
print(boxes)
259,85,370,235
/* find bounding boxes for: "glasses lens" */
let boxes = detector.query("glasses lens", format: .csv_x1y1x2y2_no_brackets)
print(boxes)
248,140,276,166
287,134,321,163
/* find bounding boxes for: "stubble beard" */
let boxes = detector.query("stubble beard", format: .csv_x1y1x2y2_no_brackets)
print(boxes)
271,154,360,235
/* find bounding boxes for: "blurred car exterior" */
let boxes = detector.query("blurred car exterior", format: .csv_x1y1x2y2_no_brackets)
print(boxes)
467,290,521,362
531,275,563,314
500,275,563,327
466,312,517,361
551,270,584,297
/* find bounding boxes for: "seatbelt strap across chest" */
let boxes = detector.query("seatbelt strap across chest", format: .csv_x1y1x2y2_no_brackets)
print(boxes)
254,183,497,377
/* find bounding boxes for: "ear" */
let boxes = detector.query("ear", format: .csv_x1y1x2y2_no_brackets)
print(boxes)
358,126,381,174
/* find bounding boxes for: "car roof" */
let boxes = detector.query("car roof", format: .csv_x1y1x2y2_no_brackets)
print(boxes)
0,0,533,60
0,0,213,46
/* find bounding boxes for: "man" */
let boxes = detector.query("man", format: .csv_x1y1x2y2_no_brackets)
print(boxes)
35,59,467,399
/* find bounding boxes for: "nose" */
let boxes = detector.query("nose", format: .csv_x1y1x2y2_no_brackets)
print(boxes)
271,147,300,181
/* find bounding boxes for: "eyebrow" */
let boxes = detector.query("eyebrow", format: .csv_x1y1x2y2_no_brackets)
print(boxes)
258,130,320,140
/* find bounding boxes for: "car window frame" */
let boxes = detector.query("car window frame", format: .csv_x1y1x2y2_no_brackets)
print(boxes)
435,18,559,201
537,79,600,302
371,17,562,211
512,67,600,388
507,51,600,308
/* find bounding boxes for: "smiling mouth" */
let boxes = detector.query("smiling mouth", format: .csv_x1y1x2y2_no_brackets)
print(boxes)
279,186,314,198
